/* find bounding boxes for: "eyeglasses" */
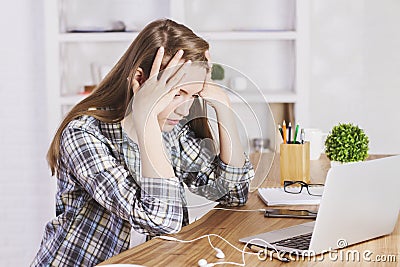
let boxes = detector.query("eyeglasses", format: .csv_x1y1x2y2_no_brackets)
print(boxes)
283,181,325,196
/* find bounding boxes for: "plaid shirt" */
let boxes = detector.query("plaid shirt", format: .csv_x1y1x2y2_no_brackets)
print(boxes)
32,115,254,267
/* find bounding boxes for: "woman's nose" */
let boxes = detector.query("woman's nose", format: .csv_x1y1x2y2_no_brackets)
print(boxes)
174,99,193,117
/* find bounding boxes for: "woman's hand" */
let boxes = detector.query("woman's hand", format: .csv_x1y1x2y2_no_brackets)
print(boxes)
199,51,231,112
200,51,246,167
124,47,191,179
131,47,190,130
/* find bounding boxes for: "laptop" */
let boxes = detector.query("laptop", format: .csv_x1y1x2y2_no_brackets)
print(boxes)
240,155,400,255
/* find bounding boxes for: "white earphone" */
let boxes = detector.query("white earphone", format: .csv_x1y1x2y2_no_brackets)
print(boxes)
213,247,225,259
196,247,225,266
156,234,281,267
154,209,284,266
156,235,226,266
197,258,210,267
196,247,227,266
110,234,285,267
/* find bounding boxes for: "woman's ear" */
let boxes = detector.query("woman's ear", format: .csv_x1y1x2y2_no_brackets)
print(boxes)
129,67,145,94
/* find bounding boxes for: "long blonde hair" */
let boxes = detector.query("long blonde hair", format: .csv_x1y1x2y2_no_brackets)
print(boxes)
48,19,212,175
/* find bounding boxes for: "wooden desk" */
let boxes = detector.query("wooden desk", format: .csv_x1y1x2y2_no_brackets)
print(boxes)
99,154,399,266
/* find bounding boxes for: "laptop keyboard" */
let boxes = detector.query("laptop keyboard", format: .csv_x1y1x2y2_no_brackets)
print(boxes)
272,232,312,251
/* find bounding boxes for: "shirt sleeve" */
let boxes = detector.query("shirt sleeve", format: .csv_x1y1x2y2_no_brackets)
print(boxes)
178,127,255,206
60,127,183,236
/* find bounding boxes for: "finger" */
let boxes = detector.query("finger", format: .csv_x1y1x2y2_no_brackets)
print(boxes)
160,49,185,83
166,72,186,92
204,50,213,70
157,82,182,107
166,58,186,82
131,79,140,94
206,68,212,81
149,46,164,79
166,49,184,69
205,50,211,62
201,51,212,84
204,68,212,86
165,60,191,90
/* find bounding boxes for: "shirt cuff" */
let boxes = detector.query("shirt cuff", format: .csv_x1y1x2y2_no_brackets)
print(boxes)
140,177,181,204
217,154,254,182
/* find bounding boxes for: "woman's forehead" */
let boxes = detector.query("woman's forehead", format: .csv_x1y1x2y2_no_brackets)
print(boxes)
178,64,207,91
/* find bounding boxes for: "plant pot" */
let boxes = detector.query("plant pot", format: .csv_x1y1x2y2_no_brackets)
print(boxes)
330,161,360,167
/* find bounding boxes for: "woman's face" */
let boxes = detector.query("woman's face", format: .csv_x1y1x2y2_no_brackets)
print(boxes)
158,65,207,132
158,84,201,132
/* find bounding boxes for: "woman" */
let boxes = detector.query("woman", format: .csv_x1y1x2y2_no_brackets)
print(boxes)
32,19,254,266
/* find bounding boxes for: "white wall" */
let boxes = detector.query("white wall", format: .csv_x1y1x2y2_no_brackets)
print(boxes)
310,0,400,154
0,0,55,266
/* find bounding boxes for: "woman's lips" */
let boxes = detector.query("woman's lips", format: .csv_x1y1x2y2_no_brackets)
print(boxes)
166,119,181,125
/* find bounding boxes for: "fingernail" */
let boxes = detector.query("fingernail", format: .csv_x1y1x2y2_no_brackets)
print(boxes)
178,49,184,56
187,60,192,64
159,46,164,53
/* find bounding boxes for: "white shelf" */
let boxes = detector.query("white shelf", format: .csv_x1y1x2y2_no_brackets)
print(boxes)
46,0,310,149
58,32,139,42
58,31,296,43
228,91,297,104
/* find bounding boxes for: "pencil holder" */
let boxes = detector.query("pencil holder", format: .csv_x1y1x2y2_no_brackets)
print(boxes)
280,142,310,185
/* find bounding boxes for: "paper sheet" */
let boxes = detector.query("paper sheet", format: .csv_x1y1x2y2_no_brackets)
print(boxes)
184,185,219,223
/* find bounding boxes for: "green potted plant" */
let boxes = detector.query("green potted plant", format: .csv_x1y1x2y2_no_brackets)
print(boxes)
324,123,369,164
211,63,225,80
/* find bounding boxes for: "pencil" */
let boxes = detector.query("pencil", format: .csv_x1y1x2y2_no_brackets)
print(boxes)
282,121,287,144
293,124,299,143
300,128,305,144
288,122,292,144
278,124,284,141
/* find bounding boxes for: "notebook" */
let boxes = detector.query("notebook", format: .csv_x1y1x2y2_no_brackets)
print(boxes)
258,187,322,206
241,155,400,255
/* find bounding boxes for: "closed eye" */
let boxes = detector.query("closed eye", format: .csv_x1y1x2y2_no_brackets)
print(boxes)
174,92,200,98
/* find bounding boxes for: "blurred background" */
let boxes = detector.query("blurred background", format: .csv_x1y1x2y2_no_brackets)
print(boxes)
1,0,399,265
